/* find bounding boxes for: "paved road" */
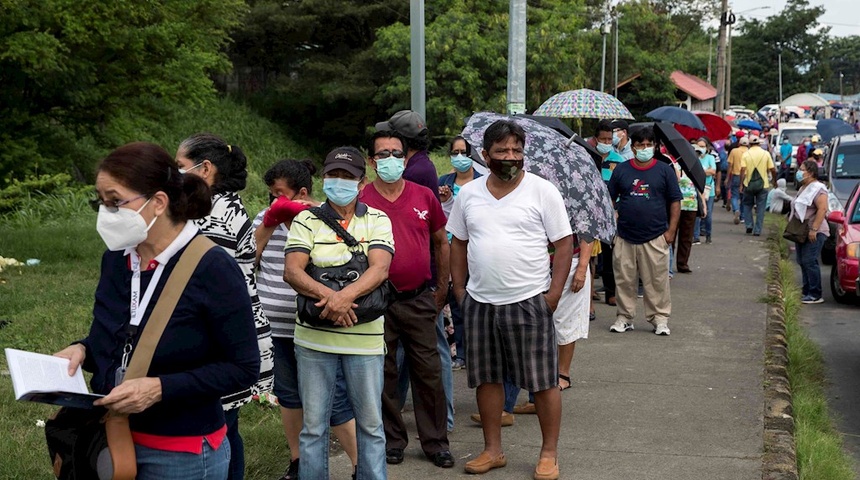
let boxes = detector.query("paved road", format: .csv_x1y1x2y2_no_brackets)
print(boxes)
795,259,860,478
326,205,768,479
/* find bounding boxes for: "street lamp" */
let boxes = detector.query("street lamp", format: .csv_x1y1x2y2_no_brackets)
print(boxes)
840,72,844,104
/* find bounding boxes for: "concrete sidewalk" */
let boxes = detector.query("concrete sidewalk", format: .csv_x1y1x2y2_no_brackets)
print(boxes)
331,206,769,479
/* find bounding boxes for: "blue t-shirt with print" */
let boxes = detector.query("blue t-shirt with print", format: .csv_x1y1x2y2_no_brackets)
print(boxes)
608,159,683,244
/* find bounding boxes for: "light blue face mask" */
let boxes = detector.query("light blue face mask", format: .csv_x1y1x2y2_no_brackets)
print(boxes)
450,154,473,172
323,178,360,206
612,133,621,146
596,143,613,154
635,147,655,162
375,156,405,183
795,170,804,183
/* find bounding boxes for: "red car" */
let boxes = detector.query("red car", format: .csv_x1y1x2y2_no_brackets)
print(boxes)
827,181,860,303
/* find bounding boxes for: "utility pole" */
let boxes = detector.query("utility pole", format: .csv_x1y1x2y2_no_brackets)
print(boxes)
726,16,733,108
600,18,610,92
409,0,425,119
778,51,783,107
507,0,527,115
715,0,728,115
707,34,713,85
613,7,619,98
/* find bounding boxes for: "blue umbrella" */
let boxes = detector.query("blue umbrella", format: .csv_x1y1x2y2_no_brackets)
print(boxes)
816,119,854,143
645,106,706,130
737,119,763,130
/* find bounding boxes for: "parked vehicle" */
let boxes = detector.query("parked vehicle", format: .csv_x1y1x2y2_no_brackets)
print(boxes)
822,133,860,265
772,119,819,171
758,104,804,119
826,181,860,303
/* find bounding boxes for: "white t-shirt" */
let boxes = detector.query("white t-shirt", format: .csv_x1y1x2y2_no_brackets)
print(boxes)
446,173,573,305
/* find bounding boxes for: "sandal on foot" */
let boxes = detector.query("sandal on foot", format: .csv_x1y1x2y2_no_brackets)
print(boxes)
558,374,571,391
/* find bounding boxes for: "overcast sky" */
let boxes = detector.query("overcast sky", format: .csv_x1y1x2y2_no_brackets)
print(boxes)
735,0,858,38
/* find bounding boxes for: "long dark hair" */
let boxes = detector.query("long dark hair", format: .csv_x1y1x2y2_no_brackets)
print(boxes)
178,133,248,194
98,142,211,223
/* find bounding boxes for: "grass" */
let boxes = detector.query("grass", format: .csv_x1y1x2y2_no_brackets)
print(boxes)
767,214,856,480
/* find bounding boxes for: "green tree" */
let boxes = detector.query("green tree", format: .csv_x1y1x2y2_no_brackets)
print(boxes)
227,0,407,150
821,35,860,96
371,0,589,140
730,0,830,108
0,0,244,184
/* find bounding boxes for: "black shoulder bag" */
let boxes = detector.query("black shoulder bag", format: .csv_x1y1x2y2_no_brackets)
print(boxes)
296,206,395,327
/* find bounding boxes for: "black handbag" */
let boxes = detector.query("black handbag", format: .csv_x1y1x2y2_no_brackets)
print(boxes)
783,214,811,243
296,206,394,327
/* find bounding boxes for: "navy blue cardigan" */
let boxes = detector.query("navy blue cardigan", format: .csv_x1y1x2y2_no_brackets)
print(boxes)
79,237,260,436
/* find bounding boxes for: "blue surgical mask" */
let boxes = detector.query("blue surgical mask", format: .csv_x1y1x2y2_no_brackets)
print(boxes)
795,170,804,183
450,154,473,172
612,133,621,146
323,178,360,206
596,143,613,154
635,147,655,162
375,156,405,183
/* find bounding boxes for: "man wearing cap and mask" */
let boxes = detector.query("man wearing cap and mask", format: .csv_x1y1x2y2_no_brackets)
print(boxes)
376,110,440,200
739,135,777,236
610,119,634,161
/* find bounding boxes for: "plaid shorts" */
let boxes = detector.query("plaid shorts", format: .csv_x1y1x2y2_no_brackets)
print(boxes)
463,293,558,392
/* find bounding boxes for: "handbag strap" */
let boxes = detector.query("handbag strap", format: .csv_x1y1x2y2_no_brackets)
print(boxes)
308,206,360,248
124,235,216,380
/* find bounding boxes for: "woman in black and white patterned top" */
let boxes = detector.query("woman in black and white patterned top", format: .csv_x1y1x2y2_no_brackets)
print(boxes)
176,133,274,480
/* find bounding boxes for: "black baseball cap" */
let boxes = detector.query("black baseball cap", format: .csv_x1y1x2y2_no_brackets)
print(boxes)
323,147,365,178
610,119,629,131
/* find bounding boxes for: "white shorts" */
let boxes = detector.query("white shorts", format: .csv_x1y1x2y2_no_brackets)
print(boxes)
553,256,591,345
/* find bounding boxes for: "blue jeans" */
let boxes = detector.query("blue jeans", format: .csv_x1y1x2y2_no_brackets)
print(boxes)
743,188,769,234
135,438,230,480
272,337,354,426
224,409,243,480
503,380,535,412
797,233,826,298
435,312,454,431
694,196,715,238
668,245,675,278
730,176,742,214
296,346,387,480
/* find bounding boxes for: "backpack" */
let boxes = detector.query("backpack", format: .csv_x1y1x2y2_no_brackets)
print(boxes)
745,153,766,194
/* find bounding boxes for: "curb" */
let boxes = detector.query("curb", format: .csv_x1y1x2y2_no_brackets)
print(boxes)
762,230,798,480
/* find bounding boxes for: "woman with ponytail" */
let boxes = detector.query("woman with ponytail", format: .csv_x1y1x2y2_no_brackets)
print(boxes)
176,134,274,480
55,142,260,479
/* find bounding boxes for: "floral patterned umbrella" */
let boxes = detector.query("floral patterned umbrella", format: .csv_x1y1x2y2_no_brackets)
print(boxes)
462,112,616,243
532,89,634,120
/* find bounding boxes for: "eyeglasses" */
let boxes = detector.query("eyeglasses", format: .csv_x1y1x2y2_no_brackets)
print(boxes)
89,193,148,213
372,150,405,159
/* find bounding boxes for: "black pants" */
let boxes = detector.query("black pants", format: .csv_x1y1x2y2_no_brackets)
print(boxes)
600,240,615,299
381,290,449,456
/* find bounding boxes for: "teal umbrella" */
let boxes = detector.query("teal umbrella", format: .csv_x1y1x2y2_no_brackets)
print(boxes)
533,89,634,120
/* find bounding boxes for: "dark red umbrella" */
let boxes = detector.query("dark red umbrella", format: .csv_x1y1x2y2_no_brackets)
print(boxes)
675,111,733,142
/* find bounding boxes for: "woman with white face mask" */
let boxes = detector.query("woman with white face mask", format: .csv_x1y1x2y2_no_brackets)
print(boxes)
175,133,274,480
55,142,261,480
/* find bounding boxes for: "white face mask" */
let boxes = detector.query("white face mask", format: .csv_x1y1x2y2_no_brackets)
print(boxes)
96,198,157,251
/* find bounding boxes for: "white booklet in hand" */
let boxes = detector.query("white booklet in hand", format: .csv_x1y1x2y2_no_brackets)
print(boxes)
5,348,103,409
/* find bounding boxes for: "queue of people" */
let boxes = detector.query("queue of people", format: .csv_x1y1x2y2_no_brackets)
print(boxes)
55,108,825,480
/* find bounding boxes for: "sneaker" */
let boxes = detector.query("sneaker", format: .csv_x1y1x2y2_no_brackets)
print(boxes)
654,323,671,335
706,235,712,244
746,228,753,234
609,319,634,333
733,211,740,224
451,357,466,370
801,296,824,304
692,238,701,245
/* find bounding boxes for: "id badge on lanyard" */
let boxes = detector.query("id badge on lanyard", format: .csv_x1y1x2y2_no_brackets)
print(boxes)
117,253,165,385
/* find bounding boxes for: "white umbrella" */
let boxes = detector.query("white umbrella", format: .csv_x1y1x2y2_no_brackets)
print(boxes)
781,92,829,107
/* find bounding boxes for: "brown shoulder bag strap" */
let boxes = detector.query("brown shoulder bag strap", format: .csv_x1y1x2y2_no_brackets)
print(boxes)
124,235,216,380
